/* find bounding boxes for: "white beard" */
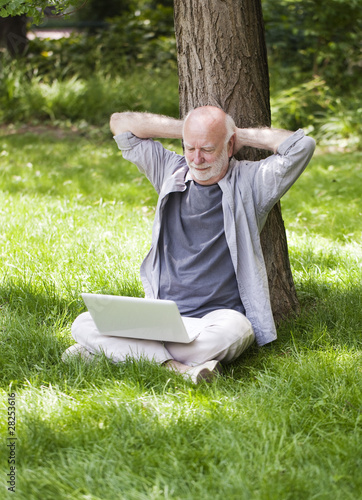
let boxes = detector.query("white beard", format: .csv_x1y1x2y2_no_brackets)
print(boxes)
186,146,229,184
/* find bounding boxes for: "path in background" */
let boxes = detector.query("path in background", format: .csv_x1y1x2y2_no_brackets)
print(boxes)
27,29,74,40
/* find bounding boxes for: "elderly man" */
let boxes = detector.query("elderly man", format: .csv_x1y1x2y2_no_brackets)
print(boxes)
63,106,315,383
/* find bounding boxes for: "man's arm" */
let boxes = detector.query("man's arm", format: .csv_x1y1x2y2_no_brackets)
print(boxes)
110,111,183,139
233,127,294,154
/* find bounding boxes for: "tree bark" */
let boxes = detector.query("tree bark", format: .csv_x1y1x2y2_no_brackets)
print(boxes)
173,0,300,322
0,15,28,56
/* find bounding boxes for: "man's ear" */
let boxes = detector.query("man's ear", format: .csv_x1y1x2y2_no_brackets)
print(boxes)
228,133,236,157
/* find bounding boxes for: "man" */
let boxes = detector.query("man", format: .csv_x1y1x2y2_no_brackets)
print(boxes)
63,106,315,383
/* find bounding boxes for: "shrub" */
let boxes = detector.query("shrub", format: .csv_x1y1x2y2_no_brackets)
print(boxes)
23,5,177,81
0,61,179,125
271,77,362,149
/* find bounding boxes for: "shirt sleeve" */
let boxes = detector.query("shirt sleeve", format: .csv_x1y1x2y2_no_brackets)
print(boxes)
249,129,316,225
113,132,186,194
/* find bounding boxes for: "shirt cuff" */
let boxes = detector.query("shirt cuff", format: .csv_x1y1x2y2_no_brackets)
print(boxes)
277,129,305,156
113,131,144,151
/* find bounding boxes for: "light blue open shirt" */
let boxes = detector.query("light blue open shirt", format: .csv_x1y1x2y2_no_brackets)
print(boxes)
114,130,316,346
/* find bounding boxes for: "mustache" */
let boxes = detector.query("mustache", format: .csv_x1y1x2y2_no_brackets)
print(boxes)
188,162,212,169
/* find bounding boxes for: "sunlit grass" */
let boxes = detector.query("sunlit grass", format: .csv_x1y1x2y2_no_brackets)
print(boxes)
281,150,362,241
0,130,361,499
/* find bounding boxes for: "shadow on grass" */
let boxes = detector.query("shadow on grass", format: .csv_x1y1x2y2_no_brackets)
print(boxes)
0,278,147,388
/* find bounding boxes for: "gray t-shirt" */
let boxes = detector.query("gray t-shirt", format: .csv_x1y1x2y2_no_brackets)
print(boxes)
158,180,244,318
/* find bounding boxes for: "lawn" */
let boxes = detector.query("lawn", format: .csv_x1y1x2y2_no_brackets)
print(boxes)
0,128,361,499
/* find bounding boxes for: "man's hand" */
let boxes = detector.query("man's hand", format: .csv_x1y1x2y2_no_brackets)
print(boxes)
233,127,294,155
110,111,183,139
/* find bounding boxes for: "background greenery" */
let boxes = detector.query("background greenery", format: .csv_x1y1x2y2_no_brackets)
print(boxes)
0,1,361,498
0,0,361,147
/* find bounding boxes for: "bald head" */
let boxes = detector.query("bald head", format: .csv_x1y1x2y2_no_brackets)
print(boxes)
183,106,235,145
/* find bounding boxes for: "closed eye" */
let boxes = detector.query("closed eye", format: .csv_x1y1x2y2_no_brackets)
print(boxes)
186,147,215,154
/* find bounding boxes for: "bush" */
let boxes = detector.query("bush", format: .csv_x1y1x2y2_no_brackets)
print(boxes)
263,0,362,93
23,5,177,81
0,61,179,126
270,77,362,149
0,4,179,126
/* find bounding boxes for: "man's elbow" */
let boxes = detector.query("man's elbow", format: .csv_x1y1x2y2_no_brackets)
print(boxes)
110,112,132,136
305,135,316,160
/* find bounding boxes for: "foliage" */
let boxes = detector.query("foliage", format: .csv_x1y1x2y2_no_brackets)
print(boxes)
262,0,362,92
0,3,179,127
0,0,360,148
89,5,176,72
0,2,178,123
2,0,361,96
270,77,362,149
1,59,360,148
73,0,133,23
0,63,179,125
20,5,176,78
0,130,361,498
0,0,83,23
72,0,173,24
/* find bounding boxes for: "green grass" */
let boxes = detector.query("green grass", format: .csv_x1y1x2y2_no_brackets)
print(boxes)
282,151,362,241
0,130,361,499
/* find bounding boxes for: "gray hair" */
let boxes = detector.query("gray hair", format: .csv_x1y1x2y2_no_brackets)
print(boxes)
225,113,236,143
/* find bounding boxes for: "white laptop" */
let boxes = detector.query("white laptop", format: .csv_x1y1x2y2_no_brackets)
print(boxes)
81,293,201,343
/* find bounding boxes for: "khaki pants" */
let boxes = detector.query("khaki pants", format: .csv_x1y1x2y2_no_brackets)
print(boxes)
71,308,255,367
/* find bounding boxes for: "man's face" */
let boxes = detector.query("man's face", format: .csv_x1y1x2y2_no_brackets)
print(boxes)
183,106,235,186
185,141,230,185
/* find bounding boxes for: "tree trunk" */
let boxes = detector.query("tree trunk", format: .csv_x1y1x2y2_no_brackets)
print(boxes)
0,15,28,56
173,0,300,323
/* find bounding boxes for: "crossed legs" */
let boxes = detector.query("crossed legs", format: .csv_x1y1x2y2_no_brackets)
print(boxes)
70,308,255,369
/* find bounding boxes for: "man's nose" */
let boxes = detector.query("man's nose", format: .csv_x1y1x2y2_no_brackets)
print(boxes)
193,149,204,165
